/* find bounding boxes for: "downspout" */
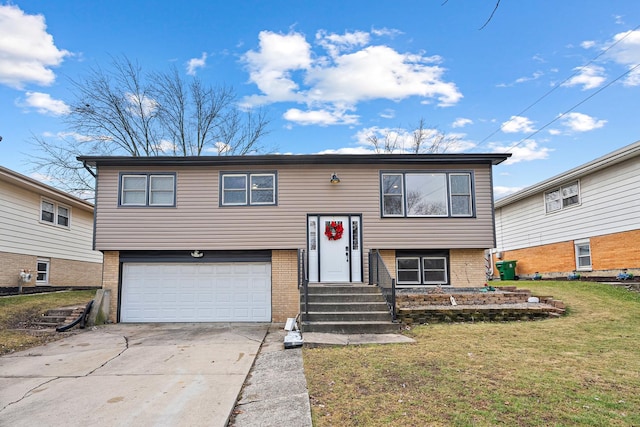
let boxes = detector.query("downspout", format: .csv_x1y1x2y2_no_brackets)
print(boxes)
82,161,97,178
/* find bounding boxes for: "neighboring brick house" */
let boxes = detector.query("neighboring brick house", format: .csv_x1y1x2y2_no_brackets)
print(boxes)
492,140,640,280
78,153,509,323
0,166,103,289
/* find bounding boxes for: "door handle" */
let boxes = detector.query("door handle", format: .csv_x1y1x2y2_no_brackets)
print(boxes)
345,246,349,262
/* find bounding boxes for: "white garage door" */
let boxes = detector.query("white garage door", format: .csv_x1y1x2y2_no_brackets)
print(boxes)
121,262,271,322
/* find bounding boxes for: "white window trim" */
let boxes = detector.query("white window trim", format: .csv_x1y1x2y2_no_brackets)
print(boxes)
449,173,473,217
40,198,71,229
396,257,422,285
423,256,448,284
545,180,581,214
574,238,592,271
120,173,176,207
36,258,50,285
249,173,276,205
221,172,276,206
381,171,474,218
381,173,405,217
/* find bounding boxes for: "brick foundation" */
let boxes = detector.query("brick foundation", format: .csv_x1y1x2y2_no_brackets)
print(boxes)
0,250,102,288
493,229,640,279
102,251,120,323
271,250,300,322
450,249,486,286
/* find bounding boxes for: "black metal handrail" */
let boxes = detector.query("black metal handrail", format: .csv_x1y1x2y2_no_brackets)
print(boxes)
298,248,309,315
368,250,396,321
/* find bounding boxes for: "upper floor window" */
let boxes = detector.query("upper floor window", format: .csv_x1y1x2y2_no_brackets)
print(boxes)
41,199,70,228
120,173,176,207
545,181,580,213
221,172,276,206
381,172,474,218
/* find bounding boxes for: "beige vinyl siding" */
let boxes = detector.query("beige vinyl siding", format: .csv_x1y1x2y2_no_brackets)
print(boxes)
0,180,103,263
94,163,496,251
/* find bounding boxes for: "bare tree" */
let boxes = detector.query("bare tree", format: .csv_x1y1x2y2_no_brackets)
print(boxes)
366,118,459,154
32,56,270,197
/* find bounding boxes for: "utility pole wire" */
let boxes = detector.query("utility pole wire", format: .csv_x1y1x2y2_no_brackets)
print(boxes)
471,23,640,151
504,62,640,152
479,1,501,30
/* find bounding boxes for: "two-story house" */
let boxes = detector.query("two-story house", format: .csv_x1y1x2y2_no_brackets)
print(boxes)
0,166,103,289
79,153,509,323
493,140,640,279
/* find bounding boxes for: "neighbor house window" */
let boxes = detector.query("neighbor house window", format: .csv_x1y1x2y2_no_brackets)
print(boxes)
381,172,474,218
120,173,176,207
575,239,591,271
396,253,449,286
36,258,50,284
221,172,276,206
545,181,580,213
40,199,70,228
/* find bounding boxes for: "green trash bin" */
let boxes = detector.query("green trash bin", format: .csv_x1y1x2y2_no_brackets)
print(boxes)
495,260,517,280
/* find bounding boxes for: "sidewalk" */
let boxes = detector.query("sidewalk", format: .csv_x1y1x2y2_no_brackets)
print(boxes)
229,325,415,426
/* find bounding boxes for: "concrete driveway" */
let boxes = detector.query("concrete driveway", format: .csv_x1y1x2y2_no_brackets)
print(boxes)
0,323,268,427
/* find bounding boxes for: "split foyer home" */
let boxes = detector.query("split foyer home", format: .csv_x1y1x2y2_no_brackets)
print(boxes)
492,140,640,279
0,166,103,288
78,153,510,323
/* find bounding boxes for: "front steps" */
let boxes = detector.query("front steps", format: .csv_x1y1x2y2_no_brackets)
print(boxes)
300,283,398,334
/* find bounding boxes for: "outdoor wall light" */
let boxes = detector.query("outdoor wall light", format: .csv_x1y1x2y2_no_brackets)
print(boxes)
330,173,341,184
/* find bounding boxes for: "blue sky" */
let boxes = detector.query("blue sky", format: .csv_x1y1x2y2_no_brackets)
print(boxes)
1,1,639,198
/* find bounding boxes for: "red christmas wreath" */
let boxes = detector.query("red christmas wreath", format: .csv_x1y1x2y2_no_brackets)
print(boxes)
324,221,344,240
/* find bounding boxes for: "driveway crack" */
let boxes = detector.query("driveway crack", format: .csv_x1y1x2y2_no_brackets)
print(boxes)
0,377,58,413
86,335,129,376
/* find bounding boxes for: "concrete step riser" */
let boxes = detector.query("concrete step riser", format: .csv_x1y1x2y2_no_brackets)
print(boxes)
305,286,381,294
302,294,386,303
302,323,399,334
303,303,389,312
302,312,392,322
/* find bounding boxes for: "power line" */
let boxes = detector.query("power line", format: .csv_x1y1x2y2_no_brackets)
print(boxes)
504,62,640,152
470,24,640,151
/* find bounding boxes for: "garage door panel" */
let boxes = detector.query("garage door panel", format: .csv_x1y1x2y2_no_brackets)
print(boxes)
121,262,271,322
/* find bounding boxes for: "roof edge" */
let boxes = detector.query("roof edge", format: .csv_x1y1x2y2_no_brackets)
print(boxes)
78,152,511,167
495,140,640,208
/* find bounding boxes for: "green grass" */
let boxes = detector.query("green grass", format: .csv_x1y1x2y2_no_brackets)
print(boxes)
303,281,640,426
0,290,96,355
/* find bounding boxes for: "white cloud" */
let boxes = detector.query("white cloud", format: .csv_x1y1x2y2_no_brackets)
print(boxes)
501,116,535,134
379,109,395,119
548,128,562,136
316,146,375,155
126,92,158,116
580,40,596,49
241,30,462,123
489,140,552,165
560,112,607,132
20,91,70,115
605,30,640,86
186,52,207,76
283,108,359,126
0,4,70,89
452,117,473,128
562,65,606,90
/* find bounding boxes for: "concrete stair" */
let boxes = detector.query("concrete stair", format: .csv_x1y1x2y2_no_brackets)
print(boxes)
33,307,83,327
300,284,398,334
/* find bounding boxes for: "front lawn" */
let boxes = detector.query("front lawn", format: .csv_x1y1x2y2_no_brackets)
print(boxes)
303,281,640,426
0,290,96,355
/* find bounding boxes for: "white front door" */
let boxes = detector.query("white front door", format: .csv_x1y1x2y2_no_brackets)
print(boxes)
308,215,361,283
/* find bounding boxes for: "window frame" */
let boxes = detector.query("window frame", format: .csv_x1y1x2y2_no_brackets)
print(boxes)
545,180,580,214
40,199,71,228
36,258,50,284
396,252,450,286
220,171,277,207
574,239,592,271
119,173,176,207
380,171,475,218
